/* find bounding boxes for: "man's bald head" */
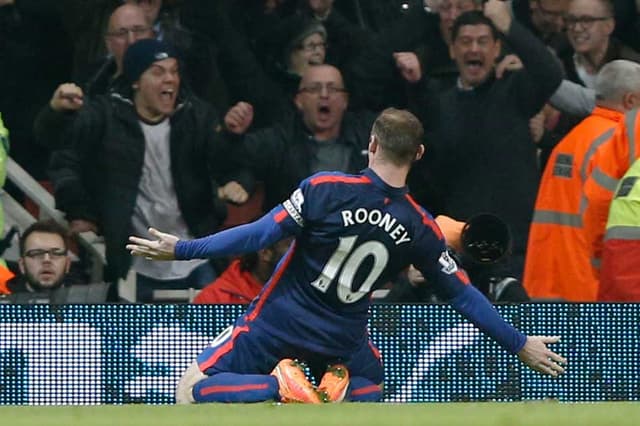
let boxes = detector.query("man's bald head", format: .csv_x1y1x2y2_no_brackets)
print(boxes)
105,4,155,72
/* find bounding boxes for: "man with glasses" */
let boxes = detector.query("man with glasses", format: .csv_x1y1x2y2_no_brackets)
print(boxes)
77,2,228,113
560,0,640,89
14,220,71,294
223,64,374,211
2,220,111,303
284,20,328,77
73,3,156,98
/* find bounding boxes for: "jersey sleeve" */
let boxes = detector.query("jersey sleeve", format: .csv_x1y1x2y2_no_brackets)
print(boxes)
175,178,317,259
274,174,332,234
175,207,292,259
410,208,470,298
412,214,526,355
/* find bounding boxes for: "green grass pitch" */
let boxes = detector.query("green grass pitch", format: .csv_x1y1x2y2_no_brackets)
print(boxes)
3,402,640,426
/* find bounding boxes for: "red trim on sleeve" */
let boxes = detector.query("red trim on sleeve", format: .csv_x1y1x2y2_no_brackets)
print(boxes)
350,384,382,396
274,208,288,223
246,241,297,322
310,175,372,186
200,383,270,396
455,269,471,285
404,194,444,239
368,340,381,360
198,325,250,371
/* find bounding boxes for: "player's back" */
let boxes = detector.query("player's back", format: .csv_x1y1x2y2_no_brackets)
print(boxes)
245,169,443,356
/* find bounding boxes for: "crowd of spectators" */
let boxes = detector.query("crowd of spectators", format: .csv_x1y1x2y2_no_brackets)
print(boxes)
1,0,640,303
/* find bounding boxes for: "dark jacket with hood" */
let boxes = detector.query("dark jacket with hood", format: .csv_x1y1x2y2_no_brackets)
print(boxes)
35,87,252,281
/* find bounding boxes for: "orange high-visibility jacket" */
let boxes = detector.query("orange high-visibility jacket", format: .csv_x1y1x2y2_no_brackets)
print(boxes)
0,263,15,295
524,107,623,301
583,108,640,276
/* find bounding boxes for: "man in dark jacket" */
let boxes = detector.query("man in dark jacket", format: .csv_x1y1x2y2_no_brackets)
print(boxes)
35,39,253,302
223,64,374,210
409,1,563,280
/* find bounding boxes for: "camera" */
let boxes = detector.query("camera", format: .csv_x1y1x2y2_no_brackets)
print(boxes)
460,213,511,264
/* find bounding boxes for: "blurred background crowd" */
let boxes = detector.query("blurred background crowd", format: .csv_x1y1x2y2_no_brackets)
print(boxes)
0,0,639,304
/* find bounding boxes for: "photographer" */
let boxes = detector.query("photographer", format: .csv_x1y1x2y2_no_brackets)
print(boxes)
378,214,530,303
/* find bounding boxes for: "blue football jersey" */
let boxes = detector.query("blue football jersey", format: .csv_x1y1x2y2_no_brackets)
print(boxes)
242,168,470,356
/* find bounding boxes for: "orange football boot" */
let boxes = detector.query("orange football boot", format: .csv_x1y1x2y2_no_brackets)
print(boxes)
271,358,323,404
318,364,350,402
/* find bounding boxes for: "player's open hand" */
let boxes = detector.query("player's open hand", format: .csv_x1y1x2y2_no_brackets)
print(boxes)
518,336,567,377
126,227,179,261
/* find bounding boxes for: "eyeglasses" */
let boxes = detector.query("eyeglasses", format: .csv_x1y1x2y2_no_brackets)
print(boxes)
24,248,68,259
106,26,152,39
564,15,612,30
298,42,327,52
298,84,348,95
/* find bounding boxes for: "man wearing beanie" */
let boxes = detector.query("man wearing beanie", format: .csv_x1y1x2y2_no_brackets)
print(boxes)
35,39,254,303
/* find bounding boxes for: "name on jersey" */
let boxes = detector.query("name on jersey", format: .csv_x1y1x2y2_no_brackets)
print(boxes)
341,208,411,245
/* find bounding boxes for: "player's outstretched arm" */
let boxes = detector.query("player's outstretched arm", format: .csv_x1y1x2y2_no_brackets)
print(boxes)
127,228,178,261
127,208,292,261
518,336,567,377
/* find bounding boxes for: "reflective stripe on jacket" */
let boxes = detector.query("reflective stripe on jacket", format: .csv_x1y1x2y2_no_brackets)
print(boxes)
599,158,640,301
583,108,640,276
524,107,623,301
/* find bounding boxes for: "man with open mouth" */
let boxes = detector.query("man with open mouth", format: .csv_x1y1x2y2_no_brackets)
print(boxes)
221,64,375,212
408,0,563,287
35,39,253,303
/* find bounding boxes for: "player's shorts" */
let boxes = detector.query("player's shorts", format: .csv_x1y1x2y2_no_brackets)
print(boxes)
196,321,383,384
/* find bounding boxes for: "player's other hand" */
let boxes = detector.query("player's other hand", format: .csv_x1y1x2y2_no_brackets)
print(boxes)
518,336,566,377
126,227,179,260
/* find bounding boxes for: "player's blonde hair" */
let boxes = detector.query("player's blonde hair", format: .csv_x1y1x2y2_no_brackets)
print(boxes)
371,108,424,166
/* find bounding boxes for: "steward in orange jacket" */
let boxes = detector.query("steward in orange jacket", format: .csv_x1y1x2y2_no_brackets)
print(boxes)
583,107,640,276
523,106,623,301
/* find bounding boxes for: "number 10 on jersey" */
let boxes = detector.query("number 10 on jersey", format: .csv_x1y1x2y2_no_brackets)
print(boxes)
310,235,390,304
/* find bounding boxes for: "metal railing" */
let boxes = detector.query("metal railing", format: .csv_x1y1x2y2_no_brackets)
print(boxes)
2,157,118,290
